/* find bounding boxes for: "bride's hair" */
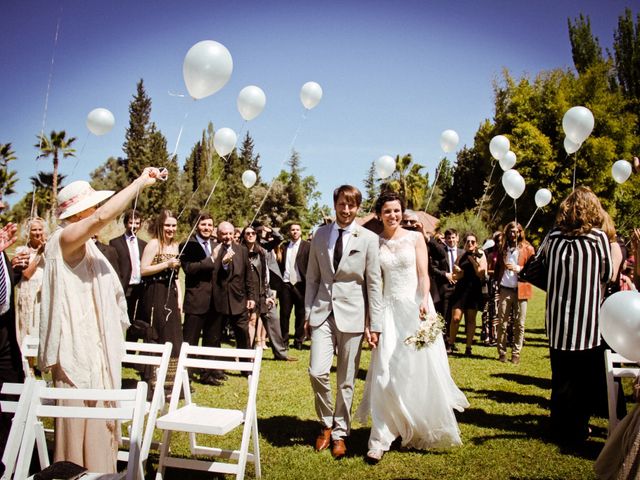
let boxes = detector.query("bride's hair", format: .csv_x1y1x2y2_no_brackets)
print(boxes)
374,191,405,214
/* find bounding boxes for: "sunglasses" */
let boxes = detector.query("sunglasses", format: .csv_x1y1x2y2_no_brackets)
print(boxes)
245,231,256,236
465,239,477,244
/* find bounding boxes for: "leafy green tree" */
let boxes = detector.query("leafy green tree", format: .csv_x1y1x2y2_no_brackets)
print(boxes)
568,14,603,74
89,157,129,192
34,130,76,211
361,161,379,213
386,154,428,210
613,8,640,126
123,79,151,180
29,171,67,217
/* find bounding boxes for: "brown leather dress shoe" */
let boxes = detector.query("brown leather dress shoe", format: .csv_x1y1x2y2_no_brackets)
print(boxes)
331,439,347,459
315,427,332,451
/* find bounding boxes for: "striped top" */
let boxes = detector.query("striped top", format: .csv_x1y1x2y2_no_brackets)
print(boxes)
543,227,612,351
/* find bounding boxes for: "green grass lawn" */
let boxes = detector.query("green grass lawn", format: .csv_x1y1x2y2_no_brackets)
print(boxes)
138,289,634,479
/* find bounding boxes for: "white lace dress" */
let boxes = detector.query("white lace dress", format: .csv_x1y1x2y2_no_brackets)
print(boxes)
356,231,469,451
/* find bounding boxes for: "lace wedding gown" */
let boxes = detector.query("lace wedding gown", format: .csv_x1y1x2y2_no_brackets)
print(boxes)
356,231,469,451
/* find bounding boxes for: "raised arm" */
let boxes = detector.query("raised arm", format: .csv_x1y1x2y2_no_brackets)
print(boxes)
60,167,162,262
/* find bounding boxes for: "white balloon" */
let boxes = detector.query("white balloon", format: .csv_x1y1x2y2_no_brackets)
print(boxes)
237,86,266,121
501,169,525,199
241,170,257,189
213,127,237,157
563,136,582,155
499,151,517,171
86,108,115,136
300,81,323,109
612,159,632,184
489,135,510,161
183,40,233,100
481,239,495,250
440,129,459,153
534,188,552,208
600,290,640,361
562,106,595,144
375,155,396,179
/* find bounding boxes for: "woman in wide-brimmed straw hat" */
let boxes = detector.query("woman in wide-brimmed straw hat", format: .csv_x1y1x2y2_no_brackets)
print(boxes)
39,167,165,473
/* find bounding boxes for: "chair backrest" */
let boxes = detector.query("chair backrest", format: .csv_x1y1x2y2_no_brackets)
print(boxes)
20,335,39,378
0,378,37,480
168,343,263,413
605,349,640,435
14,380,148,480
121,341,172,463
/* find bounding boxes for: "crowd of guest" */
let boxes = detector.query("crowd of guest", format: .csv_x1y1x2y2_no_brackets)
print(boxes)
0,173,638,474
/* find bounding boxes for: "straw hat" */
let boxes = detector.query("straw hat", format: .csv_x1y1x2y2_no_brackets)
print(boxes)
56,181,114,219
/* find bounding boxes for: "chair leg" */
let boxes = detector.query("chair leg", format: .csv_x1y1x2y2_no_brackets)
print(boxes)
252,414,261,479
155,430,172,480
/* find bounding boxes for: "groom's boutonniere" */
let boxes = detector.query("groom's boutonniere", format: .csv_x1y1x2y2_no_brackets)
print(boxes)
352,228,360,238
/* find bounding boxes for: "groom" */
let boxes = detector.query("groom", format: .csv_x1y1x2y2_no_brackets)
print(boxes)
304,185,383,459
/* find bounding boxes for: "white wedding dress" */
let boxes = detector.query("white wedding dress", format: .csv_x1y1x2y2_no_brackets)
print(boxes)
356,231,469,451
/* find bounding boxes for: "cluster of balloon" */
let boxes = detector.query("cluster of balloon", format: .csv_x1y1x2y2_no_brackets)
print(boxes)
501,169,525,199
562,106,594,154
242,170,257,189
213,128,237,157
183,40,233,100
534,188,552,208
600,291,640,362
375,155,396,179
440,130,459,153
300,82,323,110
237,86,266,121
612,159,632,184
489,135,510,161
86,108,115,136
499,150,517,171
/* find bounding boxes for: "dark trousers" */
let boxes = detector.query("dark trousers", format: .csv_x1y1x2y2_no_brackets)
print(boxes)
549,345,607,442
440,284,455,341
216,311,250,349
183,311,221,347
124,284,144,342
279,282,305,345
0,322,24,458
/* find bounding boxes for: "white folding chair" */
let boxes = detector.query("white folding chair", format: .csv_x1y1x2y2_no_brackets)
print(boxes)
13,380,147,480
155,343,263,480
120,341,172,467
605,349,640,435
20,335,39,378
1,377,39,480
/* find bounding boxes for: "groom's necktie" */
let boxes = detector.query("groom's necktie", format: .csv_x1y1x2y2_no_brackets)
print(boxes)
334,228,344,271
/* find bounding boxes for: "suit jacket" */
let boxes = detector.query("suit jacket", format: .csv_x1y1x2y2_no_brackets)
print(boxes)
109,234,147,291
304,223,383,333
0,253,22,374
431,244,464,297
180,237,216,315
277,239,310,286
212,243,255,316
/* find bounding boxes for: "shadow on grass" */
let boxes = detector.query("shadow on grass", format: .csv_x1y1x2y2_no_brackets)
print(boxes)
470,388,550,409
492,372,552,390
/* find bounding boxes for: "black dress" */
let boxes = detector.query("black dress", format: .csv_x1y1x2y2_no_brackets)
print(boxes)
140,253,183,357
451,252,484,311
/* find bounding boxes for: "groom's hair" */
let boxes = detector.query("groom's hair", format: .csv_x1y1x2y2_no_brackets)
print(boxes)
333,185,362,207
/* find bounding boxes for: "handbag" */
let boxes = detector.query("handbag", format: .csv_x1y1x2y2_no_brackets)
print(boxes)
518,252,547,291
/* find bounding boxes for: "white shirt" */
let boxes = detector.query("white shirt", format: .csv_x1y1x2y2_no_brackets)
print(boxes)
500,246,519,289
125,233,141,285
284,239,301,284
329,222,356,268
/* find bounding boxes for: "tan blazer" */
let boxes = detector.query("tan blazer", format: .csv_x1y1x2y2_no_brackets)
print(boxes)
304,223,383,333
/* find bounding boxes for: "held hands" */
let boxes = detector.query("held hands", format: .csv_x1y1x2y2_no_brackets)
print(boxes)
365,327,379,349
505,262,521,273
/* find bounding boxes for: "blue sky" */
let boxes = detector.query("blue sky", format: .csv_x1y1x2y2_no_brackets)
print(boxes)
1,0,637,211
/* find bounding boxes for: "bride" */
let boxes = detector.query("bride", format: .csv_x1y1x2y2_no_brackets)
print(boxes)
356,191,469,463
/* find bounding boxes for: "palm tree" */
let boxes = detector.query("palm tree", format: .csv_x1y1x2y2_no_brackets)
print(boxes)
0,143,17,167
387,154,428,210
0,143,18,196
35,130,76,211
30,171,67,216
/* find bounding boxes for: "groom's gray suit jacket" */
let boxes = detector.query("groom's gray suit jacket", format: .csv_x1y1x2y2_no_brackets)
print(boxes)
305,223,384,333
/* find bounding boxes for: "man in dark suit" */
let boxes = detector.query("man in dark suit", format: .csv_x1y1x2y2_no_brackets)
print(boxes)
278,223,310,349
430,228,464,352
109,210,146,333
0,216,23,458
212,221,255,351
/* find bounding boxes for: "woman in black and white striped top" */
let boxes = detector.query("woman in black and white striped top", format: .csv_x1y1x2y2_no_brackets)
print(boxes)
541,186,613,444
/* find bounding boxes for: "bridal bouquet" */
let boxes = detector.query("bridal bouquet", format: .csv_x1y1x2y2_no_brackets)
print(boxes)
404,311,445,350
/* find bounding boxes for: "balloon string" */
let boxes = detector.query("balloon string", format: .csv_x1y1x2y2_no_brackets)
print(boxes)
572,153,578,191
170,111,190,160
490,192,506,223
69,131,90,178
250,109,308,225
29,185,37,219
514,199,517,226
476,160,497,220
524,207,539,230
168,91,186,98
424,160,443,213
37,4,63,155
